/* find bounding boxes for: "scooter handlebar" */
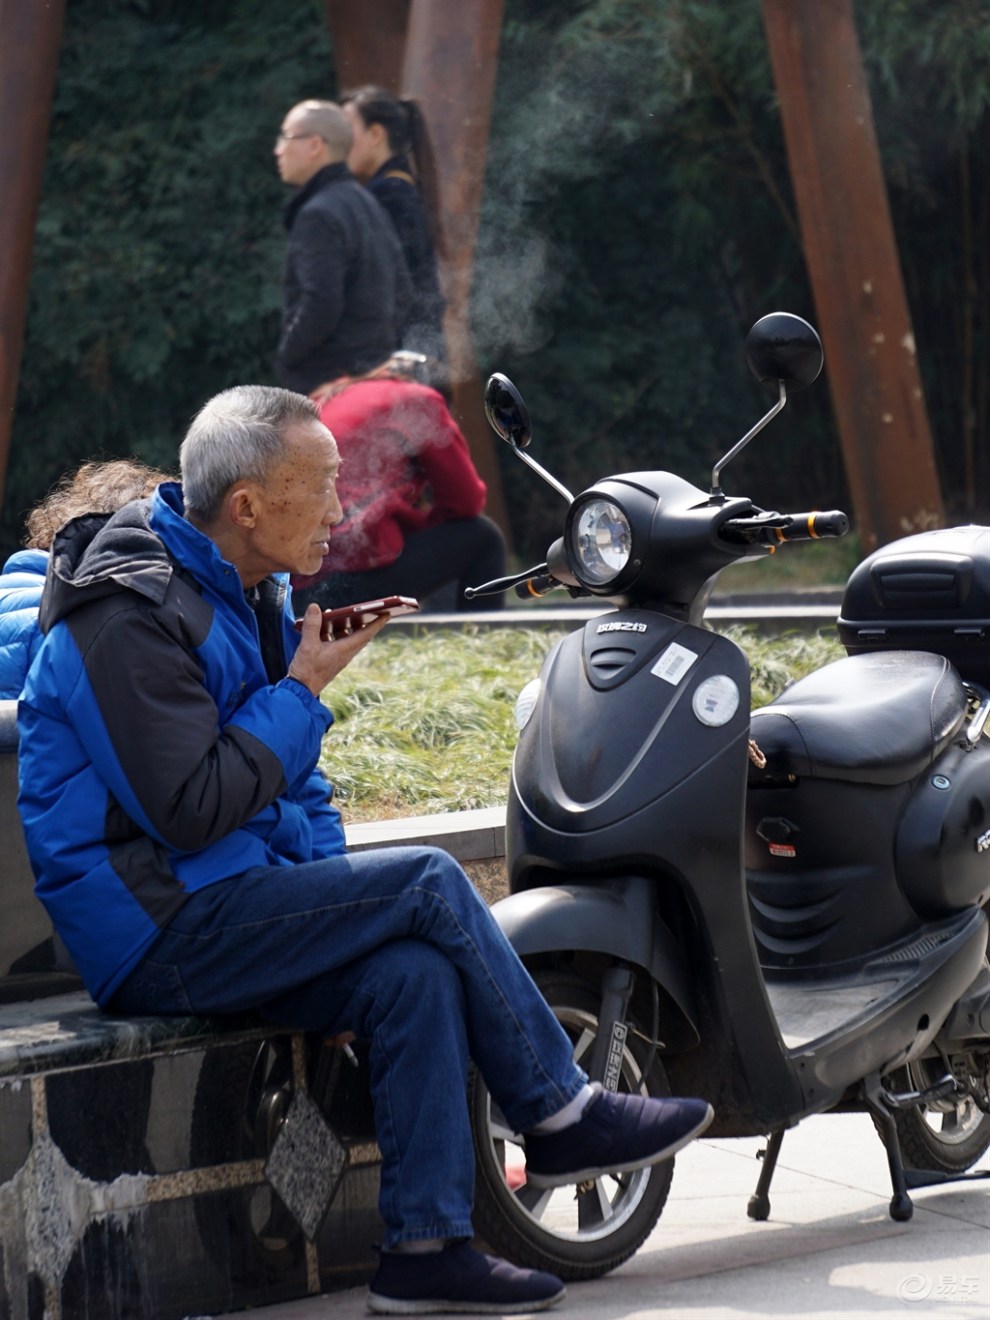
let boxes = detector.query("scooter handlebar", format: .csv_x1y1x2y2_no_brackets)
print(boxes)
466,563,554,600
722,509,849,546
515,572,561,599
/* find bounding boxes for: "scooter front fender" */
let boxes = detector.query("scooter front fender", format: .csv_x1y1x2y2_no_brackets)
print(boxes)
491,876,699,1049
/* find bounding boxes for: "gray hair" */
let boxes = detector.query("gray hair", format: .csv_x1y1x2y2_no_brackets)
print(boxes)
180,385,318,522
291,100,353,161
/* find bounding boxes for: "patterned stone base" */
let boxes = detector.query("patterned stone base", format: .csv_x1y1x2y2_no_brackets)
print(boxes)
0,793,507,1320
0,1033,382,1320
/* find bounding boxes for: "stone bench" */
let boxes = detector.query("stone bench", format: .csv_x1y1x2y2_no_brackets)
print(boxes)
0,695,506,1319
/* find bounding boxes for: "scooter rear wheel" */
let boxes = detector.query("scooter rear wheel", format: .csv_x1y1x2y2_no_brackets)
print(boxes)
469,970,674,1280
879,1051,990,1173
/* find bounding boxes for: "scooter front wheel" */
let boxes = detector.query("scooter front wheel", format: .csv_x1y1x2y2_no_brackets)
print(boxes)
469,970,674,1280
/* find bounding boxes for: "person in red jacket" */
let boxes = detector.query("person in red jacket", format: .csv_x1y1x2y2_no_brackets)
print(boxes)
292,359,506,611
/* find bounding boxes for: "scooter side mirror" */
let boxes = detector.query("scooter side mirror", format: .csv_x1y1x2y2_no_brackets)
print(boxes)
484,374,533,450
745,313,823,391
711,313,824,501
483,372,574,504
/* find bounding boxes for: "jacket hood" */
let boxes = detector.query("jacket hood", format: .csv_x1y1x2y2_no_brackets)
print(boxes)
40,494,172,634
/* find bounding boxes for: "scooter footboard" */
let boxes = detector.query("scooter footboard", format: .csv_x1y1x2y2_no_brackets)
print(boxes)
491,876,699,1049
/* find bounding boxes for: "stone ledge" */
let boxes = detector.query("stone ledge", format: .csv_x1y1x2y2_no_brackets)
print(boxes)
0,809,508,1080
0,993,274,1080
344,804,505,861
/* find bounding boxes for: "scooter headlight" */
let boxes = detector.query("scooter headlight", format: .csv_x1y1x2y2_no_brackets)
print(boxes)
569,498,633,587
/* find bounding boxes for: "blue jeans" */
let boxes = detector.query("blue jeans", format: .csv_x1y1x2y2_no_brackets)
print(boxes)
111,846,586,1244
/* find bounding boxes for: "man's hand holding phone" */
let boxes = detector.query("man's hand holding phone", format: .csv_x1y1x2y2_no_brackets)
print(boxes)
287,597,419,697
308,595,420,640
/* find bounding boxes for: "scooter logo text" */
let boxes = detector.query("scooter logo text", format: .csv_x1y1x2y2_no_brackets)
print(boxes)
604,1022,628,1092
597,621,647,634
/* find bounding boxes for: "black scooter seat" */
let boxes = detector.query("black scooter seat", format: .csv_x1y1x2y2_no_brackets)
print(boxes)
750,651,967,785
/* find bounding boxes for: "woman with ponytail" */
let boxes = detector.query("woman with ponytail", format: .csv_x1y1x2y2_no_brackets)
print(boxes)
341,85,447,367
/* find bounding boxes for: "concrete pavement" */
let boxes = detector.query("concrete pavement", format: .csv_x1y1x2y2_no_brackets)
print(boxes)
210,1111,989,1320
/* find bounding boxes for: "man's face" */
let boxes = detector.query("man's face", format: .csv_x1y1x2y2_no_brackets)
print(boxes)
242,420,343,581
274,108,324,187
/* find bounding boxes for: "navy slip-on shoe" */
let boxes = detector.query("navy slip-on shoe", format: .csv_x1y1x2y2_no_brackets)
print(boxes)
368,1241,565,1315
524,1089,714,1188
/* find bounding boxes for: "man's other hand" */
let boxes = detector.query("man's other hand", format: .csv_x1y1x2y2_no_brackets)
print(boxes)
287,603,389,697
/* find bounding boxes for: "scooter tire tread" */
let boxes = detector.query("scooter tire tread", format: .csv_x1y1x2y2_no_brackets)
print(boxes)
469,971,675,1281
873,1058,990,1175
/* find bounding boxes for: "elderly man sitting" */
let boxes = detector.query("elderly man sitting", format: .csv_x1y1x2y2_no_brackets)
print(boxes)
17,384,712,1315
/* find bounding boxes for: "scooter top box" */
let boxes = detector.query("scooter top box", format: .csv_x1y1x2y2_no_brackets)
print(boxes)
837,525,990,685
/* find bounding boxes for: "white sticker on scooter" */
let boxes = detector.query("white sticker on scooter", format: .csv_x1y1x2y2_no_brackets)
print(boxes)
693,675,740,726
651,642,698,685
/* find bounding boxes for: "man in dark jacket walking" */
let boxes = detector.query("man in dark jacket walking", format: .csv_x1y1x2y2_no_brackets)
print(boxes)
274,100,412,394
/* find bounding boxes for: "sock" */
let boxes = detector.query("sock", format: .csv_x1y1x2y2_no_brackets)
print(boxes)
387,1238,448,1254
529,1082,598,1134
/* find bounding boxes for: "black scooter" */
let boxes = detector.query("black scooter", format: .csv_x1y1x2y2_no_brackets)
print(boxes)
466,313,990,1280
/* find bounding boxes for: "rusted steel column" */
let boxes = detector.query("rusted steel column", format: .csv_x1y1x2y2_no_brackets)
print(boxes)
324,0,409,93
761,0,943,551
0,0,66,508
401,0,510,539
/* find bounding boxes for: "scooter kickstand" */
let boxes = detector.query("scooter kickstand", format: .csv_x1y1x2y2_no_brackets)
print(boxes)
864,1083,914,1222
747,1128,785,1221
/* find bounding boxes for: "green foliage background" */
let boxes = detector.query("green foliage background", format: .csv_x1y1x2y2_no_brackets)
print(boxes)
6,0,335,548
473,0,990,556
6,0,989,563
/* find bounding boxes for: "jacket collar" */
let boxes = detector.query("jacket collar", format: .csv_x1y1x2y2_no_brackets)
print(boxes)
372,154,413,182
283,161,351,229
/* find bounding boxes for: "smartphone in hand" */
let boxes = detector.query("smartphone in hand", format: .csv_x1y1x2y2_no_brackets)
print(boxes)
295,595,420,640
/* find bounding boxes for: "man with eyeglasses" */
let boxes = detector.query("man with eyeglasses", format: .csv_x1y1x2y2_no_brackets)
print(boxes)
274,100,412,394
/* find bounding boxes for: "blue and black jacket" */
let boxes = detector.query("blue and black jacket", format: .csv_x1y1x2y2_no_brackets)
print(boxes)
17,483,345,1005
0,548,49,698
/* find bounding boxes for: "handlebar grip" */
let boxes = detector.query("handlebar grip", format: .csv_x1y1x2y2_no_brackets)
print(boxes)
720,509,850,547
467,562,553,600
776,510,849,541
515,573,560,599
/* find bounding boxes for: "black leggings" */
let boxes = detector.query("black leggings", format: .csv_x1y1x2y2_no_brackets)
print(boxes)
293,516,507,613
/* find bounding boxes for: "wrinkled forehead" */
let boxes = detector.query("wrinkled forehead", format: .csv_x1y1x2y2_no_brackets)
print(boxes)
277,420,339,478
313,421,339,469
